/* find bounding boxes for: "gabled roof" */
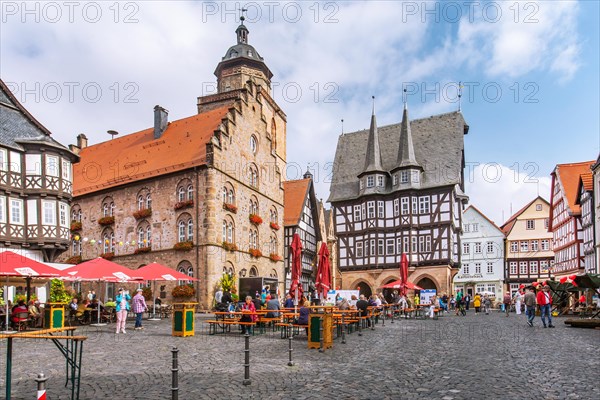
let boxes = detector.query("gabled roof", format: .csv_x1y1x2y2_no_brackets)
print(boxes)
283,178,311,226
575,172,594,205
73,104,233,196
500,196,549,236
464,205,503,234
0,79,73,154
329,111,467,202
551,161,595,215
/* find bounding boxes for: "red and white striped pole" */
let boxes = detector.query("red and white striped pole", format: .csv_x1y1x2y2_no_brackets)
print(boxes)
35,372,48,400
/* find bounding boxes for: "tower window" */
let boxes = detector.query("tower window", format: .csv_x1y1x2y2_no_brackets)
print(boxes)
400,171,409,183
367,176,374,188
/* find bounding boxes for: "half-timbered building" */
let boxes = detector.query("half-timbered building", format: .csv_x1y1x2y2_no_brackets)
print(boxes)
329,105,469,296
549,161,595,279
454,205,504,299
501,196,553,295
283,172,322,294
576,169,595,273
0,79,78,262
593,156,600,274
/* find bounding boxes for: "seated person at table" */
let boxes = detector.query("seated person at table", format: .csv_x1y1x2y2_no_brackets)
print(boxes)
28,300,42,328
297,300,310,325
252,295,262,312
155,297,162,307
336,297,349,310
284,294,294,309
355,295,371,327
11,300,28,328
69,298,79,313
240,296,257,334
266,295,281,318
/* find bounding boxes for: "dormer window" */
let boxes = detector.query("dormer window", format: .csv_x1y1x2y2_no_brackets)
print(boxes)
247,50,253,57
367,176,374,188
393,174,398,185
230,50,238,59
400,171,409,183
377,176,384,187
359,180,364,190
411,170,420,183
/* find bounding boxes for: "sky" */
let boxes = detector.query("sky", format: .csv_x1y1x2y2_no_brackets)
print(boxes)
1,0,598,225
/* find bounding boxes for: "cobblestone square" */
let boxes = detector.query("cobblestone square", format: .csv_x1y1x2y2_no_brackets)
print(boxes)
2,312,599,400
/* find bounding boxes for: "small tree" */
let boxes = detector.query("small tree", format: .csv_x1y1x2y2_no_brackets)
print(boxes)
49,279,72,303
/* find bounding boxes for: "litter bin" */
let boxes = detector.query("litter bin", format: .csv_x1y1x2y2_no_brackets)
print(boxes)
44,303,66,329
308,312,333,350
172,303,197,337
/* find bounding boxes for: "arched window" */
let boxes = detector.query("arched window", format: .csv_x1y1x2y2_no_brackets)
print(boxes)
72,239,82,256
71,205,82,222
248,164,258,188
249,228,258,249
177,214,193,242
269,269,278,278
177,261,193,285
222,218,234,243
239,268,247,277
250,135,258,154
270,235,277,254
146,193,152,209
102,197,115,217
102,228,115,253
137,222,151,248
137,195,144,211
269,207,278,223
249,197,259,215
223,262,234,276
136,188,151,210
176,179,193,203
222,182,235,206
249,266,258,277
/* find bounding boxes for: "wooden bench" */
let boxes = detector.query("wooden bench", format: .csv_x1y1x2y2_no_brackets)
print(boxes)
205,319,257,335
276,322,308,338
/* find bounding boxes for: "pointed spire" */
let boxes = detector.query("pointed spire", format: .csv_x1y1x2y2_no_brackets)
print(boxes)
396,104,420,168
360,97,384,175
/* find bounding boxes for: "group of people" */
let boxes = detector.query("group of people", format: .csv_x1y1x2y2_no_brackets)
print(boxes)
0,299,44,330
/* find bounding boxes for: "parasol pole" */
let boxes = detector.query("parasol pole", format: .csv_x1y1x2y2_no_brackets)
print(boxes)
90,279,107,327
2,282,16,334
294,285,298,315
147,280,161,321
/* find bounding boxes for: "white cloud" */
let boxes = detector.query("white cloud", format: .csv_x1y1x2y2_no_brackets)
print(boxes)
465,163,552,226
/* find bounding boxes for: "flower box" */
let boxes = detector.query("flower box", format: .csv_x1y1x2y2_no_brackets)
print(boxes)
100,252,115,260
133,208,152,220
269,253,282,262
65,255,82,264
70,221,82,232
134,246,152,254
222,241,238,252
98,216,115,226
175,199,194,210
249,214,263,225
223,203,238,213
269,222,280,230
172,284,196,298
173,241,194,251
249,248,263,258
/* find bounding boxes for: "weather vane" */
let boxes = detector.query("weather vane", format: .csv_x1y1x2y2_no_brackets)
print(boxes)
371,95,375,115
458,81,464,112
239,7,248,23
402,86,408,110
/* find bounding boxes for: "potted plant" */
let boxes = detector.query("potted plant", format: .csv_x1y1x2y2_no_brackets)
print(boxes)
175,200,194,210
249,214,263,225
173,241,193,251
269,221,280,230
249,248,262,258
45,278,71,329
172,284,196,301
223,203,238,213
269,253,282,262
70,221,82,232
134,246,152,254
98,216,115,226
133,208,152,220
222,241,237,252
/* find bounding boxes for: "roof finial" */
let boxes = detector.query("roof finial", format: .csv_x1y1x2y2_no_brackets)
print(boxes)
458,81,463,112
402,86,407,110
239,7,247,24
371,95,375,115
341,118,344,135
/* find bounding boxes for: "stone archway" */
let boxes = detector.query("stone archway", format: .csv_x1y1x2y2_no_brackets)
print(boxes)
381,277,399,303
353,281,372,298
416,277,438,292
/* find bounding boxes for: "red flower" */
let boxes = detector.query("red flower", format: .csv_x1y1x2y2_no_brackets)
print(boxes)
249,214,263,225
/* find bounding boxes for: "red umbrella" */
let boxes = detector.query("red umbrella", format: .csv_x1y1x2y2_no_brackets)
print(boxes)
0,251,62,277
136,263,198,281
315,243,331,302
399,253,409,296
381,279,424,291
64,257,141,282
289,233,303,303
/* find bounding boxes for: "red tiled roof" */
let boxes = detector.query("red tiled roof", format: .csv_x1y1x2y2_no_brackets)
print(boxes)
283,179,310,226
73,105,233,196
553,161,595,215
580,172,593,192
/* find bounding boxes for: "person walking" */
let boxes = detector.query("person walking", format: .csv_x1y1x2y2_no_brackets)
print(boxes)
473,293,481,314
523,287,536,327
464,293,471,311
483,295,492,315
513,290,523,315
503,292,512,317
115,288,131,334
132,288,148,330
536,285,555,328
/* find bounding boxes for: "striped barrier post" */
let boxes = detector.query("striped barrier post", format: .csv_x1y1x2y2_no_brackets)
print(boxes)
35,372,48,400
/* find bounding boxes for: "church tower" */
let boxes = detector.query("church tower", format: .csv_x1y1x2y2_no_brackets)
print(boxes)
214,16,273,95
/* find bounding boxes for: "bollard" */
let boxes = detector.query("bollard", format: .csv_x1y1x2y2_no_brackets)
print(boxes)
35,372,48,400
287,322,294,366
243,332,251,385
358,310,363,336
171,347,179,400
341,313,346,344
319,316,324,353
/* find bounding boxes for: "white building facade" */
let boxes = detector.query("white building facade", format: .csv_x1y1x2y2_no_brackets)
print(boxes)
454,206,505,299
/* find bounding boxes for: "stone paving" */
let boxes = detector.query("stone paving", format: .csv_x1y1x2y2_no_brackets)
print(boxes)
1,310,599,399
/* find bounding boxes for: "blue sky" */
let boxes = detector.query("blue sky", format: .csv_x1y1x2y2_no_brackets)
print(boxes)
1,1,598,224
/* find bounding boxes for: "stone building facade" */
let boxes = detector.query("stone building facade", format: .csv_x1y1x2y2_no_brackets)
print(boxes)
65,21,286,307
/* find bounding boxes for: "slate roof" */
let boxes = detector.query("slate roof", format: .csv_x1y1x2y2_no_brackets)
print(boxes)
329,111,468,202
0,79,71,152
359,113,385,176
73,103,233,196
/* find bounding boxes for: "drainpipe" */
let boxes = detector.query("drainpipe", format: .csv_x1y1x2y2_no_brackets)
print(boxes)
195,166,201,306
